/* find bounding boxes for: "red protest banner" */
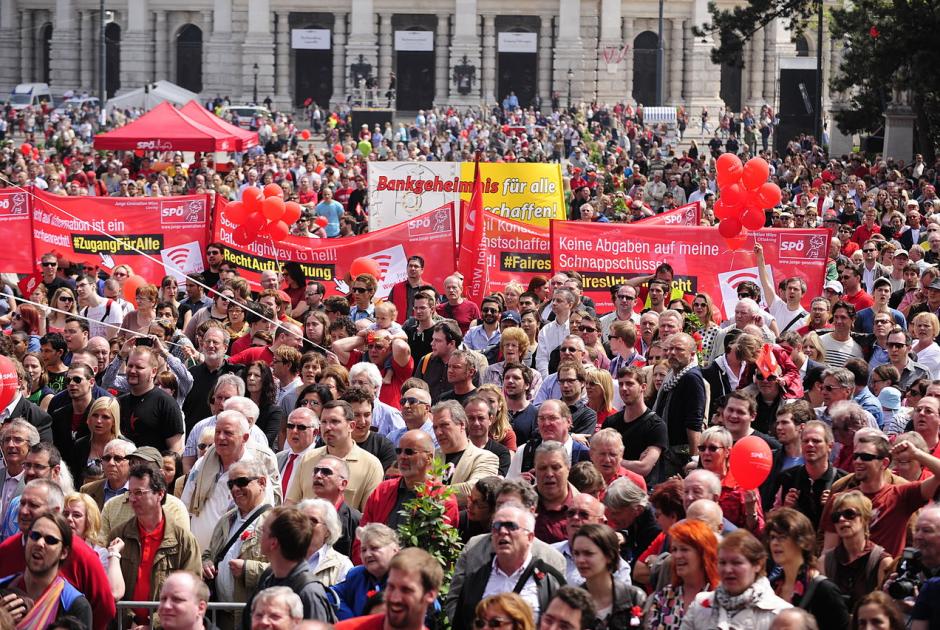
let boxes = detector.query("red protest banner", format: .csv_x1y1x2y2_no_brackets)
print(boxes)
636,201,701,226
30,189,211,283
550,222,828,316
213,198,456,298
457,161,487,303
481,211,551,294
0,189,35,274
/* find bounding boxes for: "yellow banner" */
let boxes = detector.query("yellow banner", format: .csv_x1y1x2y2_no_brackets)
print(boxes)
457,162,565,229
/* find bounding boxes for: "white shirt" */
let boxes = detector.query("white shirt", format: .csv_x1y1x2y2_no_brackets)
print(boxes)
482,553,541,615
81,299,123,339
535,318,570,378
184,415,269,458
214,505,266,601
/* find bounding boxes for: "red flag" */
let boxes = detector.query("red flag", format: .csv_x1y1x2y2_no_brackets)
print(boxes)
457,159,487,304
18,273,42,299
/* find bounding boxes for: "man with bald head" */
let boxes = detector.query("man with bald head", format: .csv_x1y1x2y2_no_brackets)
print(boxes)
353,429,458,562
686,499,725,536
85,337,112,381
551,493,631,585
388,387,438,448
653,333,705,477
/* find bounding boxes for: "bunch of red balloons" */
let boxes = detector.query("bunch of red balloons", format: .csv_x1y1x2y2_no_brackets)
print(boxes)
226,184,302,246
714,155,782,245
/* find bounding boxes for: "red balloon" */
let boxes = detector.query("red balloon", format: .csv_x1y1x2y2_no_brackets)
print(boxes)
725,230,749,251
742,208,766,230
718,217,743,239
122,275,148,305
244,212,267,232
713,198,734,220
264,220,290,242
19,143,32,156
300,129,311,140
233,225,255,246
225,201,250,225
0,355,19,410
758,182,782,209
729,435,774,490
314,215,329,228
261,196,286,221
716,152,743,178
282,201,302,225
263,183,284,199
333,144,343,154
742,157,770,190
243,188,264,215
721,183,746,211
349,257,382,280
335,152,346,165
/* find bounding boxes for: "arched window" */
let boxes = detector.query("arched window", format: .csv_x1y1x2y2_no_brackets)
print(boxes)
105,23,121,98
176,24,203,93
632,31,659,106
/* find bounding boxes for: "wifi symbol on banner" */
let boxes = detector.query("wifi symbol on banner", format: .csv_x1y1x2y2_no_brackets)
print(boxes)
165,247,191,269
373,254,393,280
725,270,759,289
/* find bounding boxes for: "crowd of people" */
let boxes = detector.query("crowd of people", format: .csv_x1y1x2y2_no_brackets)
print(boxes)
0,92,938,630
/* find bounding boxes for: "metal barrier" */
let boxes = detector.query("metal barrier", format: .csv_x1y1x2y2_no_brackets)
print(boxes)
115,601,246,630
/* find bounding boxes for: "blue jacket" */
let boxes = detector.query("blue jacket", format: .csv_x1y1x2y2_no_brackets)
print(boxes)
330,565,387,620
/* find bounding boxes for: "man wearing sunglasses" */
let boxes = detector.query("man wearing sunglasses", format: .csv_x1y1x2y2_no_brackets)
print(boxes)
821,433,940,559
277,408,320,494
38,253,73,296
79,439,135,510
549,493,630,586
883,327,931,391
386,388,437,448
48,364,96,454
309,456,358,558
464,297,503,352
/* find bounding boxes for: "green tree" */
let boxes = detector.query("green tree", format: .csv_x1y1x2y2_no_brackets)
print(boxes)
696,0,940,161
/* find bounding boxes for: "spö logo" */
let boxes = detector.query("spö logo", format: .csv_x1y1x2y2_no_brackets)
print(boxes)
160,199,206,226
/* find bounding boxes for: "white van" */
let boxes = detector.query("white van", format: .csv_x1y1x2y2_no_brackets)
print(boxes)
9,83,53,110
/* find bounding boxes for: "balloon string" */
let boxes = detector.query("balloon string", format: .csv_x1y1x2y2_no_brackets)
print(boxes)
0,177,331,354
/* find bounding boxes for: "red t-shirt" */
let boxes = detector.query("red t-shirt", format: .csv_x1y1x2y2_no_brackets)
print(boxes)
229,345,275,366
435,300,481,334
719,472,765,535
337,613,425,630
132,517,166,622
822,480,927,557
843,289,875,311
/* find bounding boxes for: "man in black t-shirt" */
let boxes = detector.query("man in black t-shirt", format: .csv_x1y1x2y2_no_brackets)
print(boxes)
119,347,184,453
602,366,668,485
38,252,73,296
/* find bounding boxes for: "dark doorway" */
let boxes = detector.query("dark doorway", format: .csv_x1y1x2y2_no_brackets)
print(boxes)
40,24,52,84
632,31,658,106
176,24,203,93
720,56,743,112
497,50,537,107
295,48,333,107
396,50,435,110
795,36,809,57
105,23,121,98
775,67,818,152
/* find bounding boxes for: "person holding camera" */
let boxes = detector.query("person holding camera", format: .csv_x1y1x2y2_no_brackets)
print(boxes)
817,490,893,612
888,505,940,621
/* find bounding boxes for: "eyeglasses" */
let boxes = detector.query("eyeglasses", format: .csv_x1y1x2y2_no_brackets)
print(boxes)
68,376,86,384
11,313,21,320
822,384,847,392
863,249,877,253
737,293,751,299
616,294,635,300
101,454,127,463
697,444,723,453
565,509,594,519
1,436,26,445
474,618,514,629
313,466,338,477
399,397,427,406
559,347,578,353
286,422,314,431
481,308,500,314
128,489,153,498
852,452,882,462
22,462,50,472
886,342,908,349
40,262,57,267
692,302,707,308
351,287,368,294
227,476,258,490
578,326,597,333
754,373,779,382
830,509,861,523
58,296,74,302
27,531,61,545
395,447,428,456
491,520,528,533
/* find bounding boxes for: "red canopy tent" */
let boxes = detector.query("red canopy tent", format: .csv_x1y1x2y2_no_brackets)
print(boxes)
180,101,259,151
93,101,238,152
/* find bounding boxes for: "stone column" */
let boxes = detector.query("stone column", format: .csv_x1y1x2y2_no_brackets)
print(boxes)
481,14,496,104
275,12,290,107
686,0,720,107
623,17,634,104
121,0,151,88
0,0,19,89
332,13,347,105
821,20,832,111
553,0,582,103
595,0,622,103
434,13,449,105
748,27,765,107
154,11,168,82
378,12,392,100
204,0,236,98
346,0,377,91
243,0,274,103
884,106,915,162
762,24,776,107
78,11,92,90
20,10,31,82
537,15,552,104
50,0,79,90
669,19,684,104
448,0,480,105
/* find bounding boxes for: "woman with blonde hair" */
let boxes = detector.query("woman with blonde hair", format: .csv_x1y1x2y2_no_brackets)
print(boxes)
476,383,516,450
482,327,541,399
71,396,122,486
474,593,535,630
802,331,826,363
63,492,126,599
502,281,525,314
691,292,721,359
46,287,77,333
585,368,616,431
910,312,940,377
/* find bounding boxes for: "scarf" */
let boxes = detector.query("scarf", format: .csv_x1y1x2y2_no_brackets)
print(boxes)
768,563,813,605
713,576,766,614
653,360,698,413
16,575,65,630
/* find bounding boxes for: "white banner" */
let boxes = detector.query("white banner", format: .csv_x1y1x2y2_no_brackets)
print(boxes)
368,162,461,231
497,32,537,53
291,29,331,50
394,30,434,51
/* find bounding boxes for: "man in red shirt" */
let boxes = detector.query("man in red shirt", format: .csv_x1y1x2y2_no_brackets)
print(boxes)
230,321,304,366
822,432,940,557
335,548,443,630
0,479,115,630
839,265,875,311
332,329,414,409
436,275,481,334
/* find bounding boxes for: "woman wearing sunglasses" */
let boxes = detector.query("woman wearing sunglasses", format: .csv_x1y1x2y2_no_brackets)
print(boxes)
473,593,534,630
46,287,77,333
817,490,893,612
765,507,850,627
70,396,122,487
8,304,43,352
697,425,764,533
